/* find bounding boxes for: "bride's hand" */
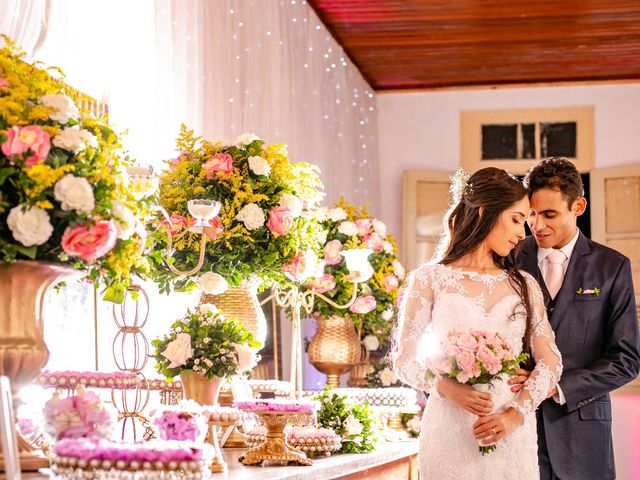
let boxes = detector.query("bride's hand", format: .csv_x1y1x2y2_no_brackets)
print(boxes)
437,377,493,416
472,407,524,444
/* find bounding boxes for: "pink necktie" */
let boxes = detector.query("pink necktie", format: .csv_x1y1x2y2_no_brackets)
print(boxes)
545,249,566,299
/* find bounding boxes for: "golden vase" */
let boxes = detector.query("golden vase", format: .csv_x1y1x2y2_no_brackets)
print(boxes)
0,260,79,471
180,371,223,406
199,277,267,347
307,316,361,388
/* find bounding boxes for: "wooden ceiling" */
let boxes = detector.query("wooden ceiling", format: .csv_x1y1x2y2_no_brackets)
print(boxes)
308,0,640,90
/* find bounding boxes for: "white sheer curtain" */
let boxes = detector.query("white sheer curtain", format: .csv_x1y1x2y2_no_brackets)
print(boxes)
1,0,380,377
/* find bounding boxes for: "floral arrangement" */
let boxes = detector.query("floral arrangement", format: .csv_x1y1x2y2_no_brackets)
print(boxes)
152,401,209,443
313,389,378,454
0,37,151,302
306,199,405,346
152,304,261,381
401,412,422,439
426,329,529,454
43,386,115,440
234,398,319,414
365,359,402,388
149,125,325,293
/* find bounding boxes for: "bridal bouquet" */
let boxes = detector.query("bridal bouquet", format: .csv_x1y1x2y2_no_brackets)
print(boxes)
426,329,529,454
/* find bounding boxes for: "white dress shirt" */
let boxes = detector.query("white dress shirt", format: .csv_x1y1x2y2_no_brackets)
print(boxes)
535,229,580,405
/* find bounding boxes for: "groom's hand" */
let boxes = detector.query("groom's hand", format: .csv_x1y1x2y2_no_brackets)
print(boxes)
508,368,531,393
437,377,493,416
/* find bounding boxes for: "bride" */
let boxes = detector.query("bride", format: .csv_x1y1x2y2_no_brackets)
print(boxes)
391,168,562,479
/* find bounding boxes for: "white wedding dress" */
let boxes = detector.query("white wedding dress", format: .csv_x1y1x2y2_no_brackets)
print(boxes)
392,264,562,480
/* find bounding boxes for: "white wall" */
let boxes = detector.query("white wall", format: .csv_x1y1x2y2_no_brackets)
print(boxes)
376,83,640,244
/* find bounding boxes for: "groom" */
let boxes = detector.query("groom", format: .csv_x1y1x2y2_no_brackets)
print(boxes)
514,157,640,480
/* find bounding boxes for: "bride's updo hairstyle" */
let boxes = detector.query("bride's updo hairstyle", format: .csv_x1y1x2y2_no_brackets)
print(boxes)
438,167,533,334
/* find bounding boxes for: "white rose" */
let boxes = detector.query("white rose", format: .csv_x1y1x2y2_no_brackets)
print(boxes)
7,204,53,247
234,133,260,147
381,309,394,321
392,260,405,280
343,414,364,438
382,241,393,254
236,203,265,230
316,207,328,222
407,415,421,434
327,207,347,222
111,201,136,240
378,367,397,387
338,221,358,236
40,93,79,124
362,335,380,352
53,174,95,214
279,193,302,218
199,304,219,316
52,126,95,152
248,156,271,176
161,332,193,369
372,219,387,237
231,343,259,372
198,272,228,295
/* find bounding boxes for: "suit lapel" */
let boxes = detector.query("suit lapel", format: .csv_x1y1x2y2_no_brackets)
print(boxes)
549,232,591,329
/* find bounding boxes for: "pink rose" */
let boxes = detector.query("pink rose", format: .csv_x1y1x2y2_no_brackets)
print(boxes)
455,332,478,352
349,295,377,314
364,233,385,252
171,151,189,166
477,346,502,375
382,274,399,292
161,214,191,234
455,351,481,382
354,219,372,237
283,251,309,282
1,125,51,167
323,239,343,265
305,274,336,294
0,77,9,89
203,153,233,178
267,205,294,237
61,218,117,263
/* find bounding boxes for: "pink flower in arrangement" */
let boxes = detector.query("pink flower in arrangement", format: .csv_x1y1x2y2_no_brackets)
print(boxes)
305,274,336,294
0,77,10,88
1,125,51,166
349,295,377,314
282,251,310,283
354,218,373,237
455,351,481,383
267,205,294,237
382,274,399,292
61,218,118,263
170,151,189,166
204,216,224,240
161,214,191,234
203,153,233,178
364,233,385,252
323,239,343,265
454,332,479,352
477,345,502,375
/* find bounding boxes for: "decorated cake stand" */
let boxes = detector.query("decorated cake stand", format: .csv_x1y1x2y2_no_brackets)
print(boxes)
234,400,318,466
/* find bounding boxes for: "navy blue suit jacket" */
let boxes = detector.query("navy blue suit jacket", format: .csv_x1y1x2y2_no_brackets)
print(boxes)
516,232,640,480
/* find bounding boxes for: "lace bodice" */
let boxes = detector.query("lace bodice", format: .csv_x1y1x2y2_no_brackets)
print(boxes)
391,263,563,417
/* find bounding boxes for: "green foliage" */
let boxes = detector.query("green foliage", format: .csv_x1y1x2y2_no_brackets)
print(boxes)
151,307,261,381
313,388,379,454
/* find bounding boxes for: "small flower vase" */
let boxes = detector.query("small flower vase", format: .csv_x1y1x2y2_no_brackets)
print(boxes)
180,371,223,406
472,373,515,454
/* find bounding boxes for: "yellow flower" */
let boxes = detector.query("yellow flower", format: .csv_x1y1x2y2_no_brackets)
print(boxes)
24,163,74,199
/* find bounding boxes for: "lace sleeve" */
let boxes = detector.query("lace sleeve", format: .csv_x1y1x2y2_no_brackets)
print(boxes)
390,266,438,393
511,275,563,416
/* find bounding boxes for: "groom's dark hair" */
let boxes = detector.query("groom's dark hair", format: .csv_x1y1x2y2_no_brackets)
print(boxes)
523,157,584,208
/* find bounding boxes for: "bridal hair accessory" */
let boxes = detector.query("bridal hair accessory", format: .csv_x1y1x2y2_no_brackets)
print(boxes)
450,169,473,204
